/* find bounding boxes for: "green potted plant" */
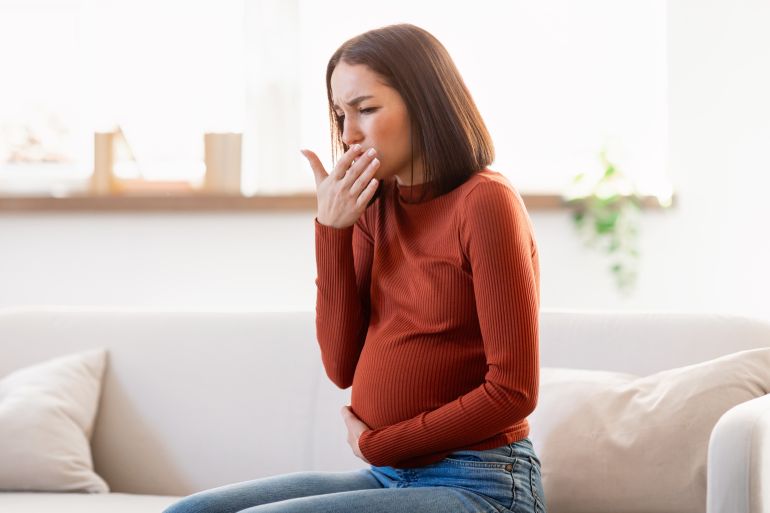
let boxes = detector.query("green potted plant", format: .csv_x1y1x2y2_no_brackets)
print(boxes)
563,149,643,295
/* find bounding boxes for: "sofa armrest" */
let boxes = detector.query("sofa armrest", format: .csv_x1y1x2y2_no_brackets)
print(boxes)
707,393,770,513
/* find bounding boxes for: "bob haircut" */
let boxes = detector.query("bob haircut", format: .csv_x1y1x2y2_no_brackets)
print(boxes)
325,23,495,203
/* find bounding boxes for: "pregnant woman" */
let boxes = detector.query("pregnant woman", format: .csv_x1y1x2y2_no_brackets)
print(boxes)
164,23,546,513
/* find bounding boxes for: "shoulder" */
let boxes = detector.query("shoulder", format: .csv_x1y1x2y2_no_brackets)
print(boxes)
457,169,536,248
460,169,527,216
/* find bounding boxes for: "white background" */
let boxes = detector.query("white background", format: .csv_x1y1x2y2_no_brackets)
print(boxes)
0,0,768,323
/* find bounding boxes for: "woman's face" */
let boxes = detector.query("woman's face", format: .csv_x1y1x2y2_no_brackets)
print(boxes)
330,61,424,185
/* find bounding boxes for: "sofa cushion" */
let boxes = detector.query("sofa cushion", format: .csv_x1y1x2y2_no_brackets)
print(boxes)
0,492,180,513
0,348,109,493
527,347,770,513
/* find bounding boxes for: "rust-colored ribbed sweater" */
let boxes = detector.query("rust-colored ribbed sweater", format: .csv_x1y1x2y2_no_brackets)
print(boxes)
314,169,540,469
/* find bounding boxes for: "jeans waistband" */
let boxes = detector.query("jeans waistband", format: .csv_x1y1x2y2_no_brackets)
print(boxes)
449,437,537,460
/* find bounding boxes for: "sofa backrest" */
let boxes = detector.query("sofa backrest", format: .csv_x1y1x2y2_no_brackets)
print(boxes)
539,310,770,374
1,307,768,496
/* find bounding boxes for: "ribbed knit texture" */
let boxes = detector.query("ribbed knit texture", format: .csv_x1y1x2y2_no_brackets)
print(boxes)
314,169,540,469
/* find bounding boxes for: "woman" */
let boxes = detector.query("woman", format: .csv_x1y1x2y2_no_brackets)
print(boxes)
164,23,545,513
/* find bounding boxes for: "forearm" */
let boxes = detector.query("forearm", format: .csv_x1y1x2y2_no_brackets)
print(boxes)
314,218,369,388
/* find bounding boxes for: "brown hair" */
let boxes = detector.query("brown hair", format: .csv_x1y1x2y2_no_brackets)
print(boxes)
326,23,495,203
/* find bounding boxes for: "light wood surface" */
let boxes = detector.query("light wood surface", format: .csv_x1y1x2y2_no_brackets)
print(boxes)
0,193,673,212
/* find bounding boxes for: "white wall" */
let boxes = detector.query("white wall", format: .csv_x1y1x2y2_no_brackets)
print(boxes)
1,0,769,323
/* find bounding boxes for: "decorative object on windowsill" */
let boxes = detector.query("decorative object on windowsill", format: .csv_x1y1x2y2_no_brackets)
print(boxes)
91,130,118,196
1,110,72,164
91,126,199,196
0,111,85,196
204,132,242,195
562,148,644,295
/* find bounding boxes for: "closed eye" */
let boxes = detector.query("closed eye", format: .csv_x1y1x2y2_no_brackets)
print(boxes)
336,107,378,121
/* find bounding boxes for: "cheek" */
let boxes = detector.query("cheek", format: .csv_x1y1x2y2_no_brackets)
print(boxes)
370,114,411,166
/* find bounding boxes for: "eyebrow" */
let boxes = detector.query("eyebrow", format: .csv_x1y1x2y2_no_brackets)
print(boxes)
333,95,374,110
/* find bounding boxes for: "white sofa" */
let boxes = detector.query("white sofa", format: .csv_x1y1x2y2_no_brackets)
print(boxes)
0,307,769,513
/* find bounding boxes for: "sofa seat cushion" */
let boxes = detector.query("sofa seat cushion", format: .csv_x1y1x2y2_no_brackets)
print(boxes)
0,492,181,513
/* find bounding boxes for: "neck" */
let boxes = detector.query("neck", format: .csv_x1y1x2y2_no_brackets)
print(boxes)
394,155,426,186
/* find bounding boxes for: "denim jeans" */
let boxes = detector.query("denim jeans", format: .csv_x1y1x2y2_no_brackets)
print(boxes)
162,437,546,513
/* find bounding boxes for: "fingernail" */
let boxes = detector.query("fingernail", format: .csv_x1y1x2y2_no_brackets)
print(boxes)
367,148,376,157
353,144,361,151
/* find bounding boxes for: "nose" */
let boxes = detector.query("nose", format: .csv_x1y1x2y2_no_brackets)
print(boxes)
341,119,364,148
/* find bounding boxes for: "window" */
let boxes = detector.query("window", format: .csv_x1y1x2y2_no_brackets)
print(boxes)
0,0,669,201
0,0,245,194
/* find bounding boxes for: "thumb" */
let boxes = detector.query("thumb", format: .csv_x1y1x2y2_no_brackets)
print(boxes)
300,149,328,187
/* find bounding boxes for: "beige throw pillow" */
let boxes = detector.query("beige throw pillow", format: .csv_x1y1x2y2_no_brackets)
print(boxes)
528,348,770,513
0,348,109,493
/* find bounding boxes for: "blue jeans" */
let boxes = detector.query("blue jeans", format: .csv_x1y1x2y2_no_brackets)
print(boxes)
162,437,546,513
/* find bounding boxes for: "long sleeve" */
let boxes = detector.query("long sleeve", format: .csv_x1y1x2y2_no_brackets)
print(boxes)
357,180,540,467
314,214,374,389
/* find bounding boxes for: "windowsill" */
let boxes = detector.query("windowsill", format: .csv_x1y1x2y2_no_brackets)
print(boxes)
0,192,675,212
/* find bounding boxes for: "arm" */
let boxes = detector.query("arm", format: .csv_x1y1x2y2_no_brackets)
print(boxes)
358,180,541,467
314,214,374,389
707,393,770,513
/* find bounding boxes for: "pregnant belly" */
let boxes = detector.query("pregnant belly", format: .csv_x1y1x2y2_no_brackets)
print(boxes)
350,339,486,429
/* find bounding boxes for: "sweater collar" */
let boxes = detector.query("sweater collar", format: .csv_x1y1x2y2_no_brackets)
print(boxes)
395,179,435,204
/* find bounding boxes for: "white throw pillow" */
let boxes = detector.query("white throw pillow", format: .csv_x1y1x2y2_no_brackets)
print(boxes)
0,348,109,493
528,348,770,513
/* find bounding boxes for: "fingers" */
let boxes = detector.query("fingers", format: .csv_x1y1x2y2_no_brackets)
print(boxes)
302,144,381,224
340,147,378,186
331,144,367,181
301,145,369,187
300,149,327,187
355,175,380,210
350,156,380,197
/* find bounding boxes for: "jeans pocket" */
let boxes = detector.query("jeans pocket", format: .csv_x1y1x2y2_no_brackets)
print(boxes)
528,456,547,512
505,456,548,513
443,450,513,471
419,452,515,511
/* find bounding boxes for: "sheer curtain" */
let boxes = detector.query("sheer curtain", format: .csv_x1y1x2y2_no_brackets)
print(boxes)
0,0,246,193
0,0,667,198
